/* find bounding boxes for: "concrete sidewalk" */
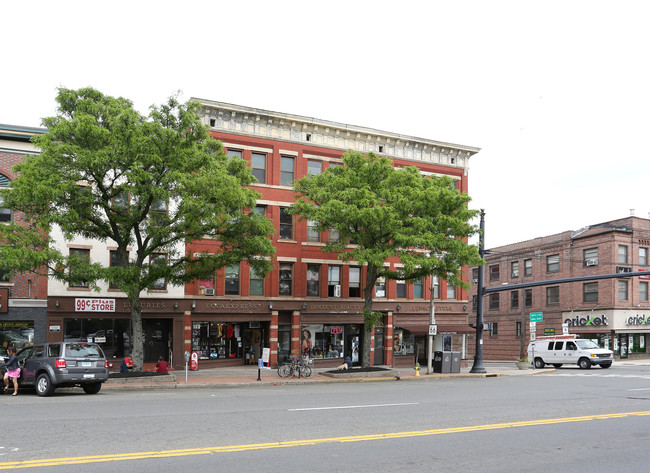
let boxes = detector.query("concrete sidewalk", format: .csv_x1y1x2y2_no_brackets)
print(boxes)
102,361,552,391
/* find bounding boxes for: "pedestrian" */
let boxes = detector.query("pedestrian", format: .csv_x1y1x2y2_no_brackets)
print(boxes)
155,356,168,374
120,353,134,373
1,347,21,396
336,356,353,370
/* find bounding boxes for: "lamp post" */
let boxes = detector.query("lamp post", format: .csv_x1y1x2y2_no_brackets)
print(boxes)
470,209,487,374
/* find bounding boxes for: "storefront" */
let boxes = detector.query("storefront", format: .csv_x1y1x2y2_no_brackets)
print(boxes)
566,309,650,359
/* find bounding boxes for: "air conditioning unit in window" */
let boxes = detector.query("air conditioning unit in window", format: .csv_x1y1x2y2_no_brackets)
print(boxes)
334,285,341,298
585,259,598,266
473,278,478,284
204,288,215,296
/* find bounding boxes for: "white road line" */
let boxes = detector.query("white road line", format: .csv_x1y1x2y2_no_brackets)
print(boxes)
628,388,650,391
289,402,419,412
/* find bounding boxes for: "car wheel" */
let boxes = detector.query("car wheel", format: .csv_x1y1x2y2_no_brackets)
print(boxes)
600,363,612,369
578,358,592,369
534,358,545,369
552,364,563,368
82,383,102,394
36,373,55,397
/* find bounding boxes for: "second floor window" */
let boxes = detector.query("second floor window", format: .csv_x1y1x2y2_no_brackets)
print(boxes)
447,283,456,299
396,280,406,298
413,278,423,299
618,280,628,301
511,290,519,308
251,153,266,183
281,156,294,186
583,282,598,302
307,159,321,175
546,254,560,273
225,264,240,295
375,278,386,298
584,247,599,266
511,261,519,278
432,276,440,299
524,259,532,276
250,266,264,296
69,248,90,288
349,267,361,297
328,266,340,297
524,289,532,307
109,250,128,289
546,286,559,305
489,265,499,281
640,281,649,302
307,220,320,242
149,253,166,290
0,193,11,222
641,247,648,266
279,208,293,240
306,264,320,296
489,293,499,310
618,245,628,264
279,263,293,296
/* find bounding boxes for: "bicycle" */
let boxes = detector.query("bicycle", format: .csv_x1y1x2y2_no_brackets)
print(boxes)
277,355,313,379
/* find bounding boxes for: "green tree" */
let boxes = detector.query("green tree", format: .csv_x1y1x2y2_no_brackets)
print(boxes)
290,152,482,367
0,88,275,370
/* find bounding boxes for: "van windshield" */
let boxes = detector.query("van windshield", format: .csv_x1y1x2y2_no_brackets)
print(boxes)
576,340,600,350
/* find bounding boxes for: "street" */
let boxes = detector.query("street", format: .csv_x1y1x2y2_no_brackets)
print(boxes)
1,363,650,472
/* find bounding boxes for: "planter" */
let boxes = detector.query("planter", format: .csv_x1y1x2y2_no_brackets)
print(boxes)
515,361,530,370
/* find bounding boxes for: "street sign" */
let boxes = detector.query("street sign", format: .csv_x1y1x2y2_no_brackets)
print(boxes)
428,324,438,336
530,312,543,322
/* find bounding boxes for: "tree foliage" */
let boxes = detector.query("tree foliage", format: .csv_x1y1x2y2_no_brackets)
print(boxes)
290,152,483,367
0,87,275,369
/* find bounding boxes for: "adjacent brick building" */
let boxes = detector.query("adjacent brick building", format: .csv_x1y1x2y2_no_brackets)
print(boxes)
468,215,650,361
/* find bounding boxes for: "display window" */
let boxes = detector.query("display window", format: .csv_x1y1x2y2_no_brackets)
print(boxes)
393,328,415,356
0,321,34,349
301,324,360,360
63,318,131,359
192,322,243,360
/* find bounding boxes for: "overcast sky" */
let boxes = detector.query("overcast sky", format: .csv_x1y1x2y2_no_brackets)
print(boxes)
4,1,649,248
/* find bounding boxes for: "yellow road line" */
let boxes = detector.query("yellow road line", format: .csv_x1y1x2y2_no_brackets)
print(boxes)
2,410,649,469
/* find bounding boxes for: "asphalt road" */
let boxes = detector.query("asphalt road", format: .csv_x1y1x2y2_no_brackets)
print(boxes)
1,363,650,472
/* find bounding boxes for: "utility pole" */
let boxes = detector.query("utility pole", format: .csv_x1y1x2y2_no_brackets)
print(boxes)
470,209,487,374
427,274,436,375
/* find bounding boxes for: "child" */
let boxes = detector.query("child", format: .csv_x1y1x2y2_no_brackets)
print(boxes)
1,347,21,396
155,356,169,374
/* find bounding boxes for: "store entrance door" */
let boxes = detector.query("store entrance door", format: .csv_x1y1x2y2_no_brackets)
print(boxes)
374,327,384,365
143,319,171,363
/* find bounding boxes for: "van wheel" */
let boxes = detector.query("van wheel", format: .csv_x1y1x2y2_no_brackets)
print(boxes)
36,373,55,397
600,363,612,369
578,358,592,369
82,383,102,394
552,364,563,368
534,358,545,369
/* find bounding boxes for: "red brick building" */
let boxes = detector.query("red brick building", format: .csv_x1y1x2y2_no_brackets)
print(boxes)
468,215,650,361
185,100,481,369
0,124,48,347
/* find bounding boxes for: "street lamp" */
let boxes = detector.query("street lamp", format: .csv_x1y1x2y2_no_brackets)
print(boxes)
470,209,487,374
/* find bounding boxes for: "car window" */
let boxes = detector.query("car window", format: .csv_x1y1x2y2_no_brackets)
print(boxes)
65,344,104,358
554,342,563,350
547,342,554,350
48,344,61,357
31,346,45,358
17,347,34,361
576,340,600,350
566,341,577,350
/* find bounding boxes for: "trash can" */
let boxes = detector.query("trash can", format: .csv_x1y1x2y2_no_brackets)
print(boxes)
433,351,443,373
441,351,452,373
451,351,461,373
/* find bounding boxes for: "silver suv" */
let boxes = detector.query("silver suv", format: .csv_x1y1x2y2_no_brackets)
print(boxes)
15,342,109,396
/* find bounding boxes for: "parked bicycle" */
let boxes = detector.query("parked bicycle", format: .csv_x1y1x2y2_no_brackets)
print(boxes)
277,355,313,379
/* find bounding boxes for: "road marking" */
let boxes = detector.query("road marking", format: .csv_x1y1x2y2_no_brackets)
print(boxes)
288,402,419,411
2,410,650,469
628,388,650,391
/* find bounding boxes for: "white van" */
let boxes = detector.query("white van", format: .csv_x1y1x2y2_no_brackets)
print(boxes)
527,335,614,369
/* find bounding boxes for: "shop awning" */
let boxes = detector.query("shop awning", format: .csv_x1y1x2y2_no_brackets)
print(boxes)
393,323,475,335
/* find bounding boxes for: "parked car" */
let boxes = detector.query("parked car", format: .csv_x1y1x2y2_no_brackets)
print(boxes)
528,334,614,369
12,342,109,396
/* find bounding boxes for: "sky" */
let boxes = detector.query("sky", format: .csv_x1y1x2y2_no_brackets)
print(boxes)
3,1,649,249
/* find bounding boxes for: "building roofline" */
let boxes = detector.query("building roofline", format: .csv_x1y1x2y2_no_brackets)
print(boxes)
0,124,47,142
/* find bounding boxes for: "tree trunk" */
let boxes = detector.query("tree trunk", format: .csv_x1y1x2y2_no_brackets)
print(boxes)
129,293,144,372
361,264,378,368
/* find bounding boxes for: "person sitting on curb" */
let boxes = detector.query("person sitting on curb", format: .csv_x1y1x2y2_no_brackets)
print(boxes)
155,356,168,374
336,356,353,370
120,354,134,373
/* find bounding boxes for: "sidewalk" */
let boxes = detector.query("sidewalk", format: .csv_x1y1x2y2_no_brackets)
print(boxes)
102,361,554,391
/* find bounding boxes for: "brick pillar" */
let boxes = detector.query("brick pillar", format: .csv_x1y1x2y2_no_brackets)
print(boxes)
184,311,192,356
386,311,394,367
291,311,301,356
269,311,279,367
370,326,375,365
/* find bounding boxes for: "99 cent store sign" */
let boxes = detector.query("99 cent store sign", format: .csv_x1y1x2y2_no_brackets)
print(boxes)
75,298,116,312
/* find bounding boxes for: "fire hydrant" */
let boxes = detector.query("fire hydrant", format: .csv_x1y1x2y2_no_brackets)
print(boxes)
414,362,420,376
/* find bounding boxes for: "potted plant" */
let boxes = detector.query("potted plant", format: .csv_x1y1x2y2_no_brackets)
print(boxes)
515,358,530,370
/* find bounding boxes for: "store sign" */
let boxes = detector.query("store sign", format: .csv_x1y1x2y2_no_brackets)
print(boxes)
564,314,608,327
75,298,116,312
626,315,650,326
330,327,343,334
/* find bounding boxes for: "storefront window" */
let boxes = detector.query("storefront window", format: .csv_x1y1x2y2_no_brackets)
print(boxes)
393,328,415,356
191,322,243,360
64,318,131,359
301,324,359,360
0,322,34,349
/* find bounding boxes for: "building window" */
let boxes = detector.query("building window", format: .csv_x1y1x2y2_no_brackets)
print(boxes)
307,159,322,175
306,264,320,297
0,193,11,222
490,322,498,337
375,278,386,298
511,290,519,308
489,293,499,310
396,280,406,298
252,205,266,218
227,149,243,160
149,253,166,290
472,268,479,282
432,276,440,299
307,220,320,242
583,248,599,266
524,289,532,307
109,250,128,289
279,263,293,296
472,295,478,311
279,208,293,240
251,153,266,184
618,245,628,264
447,283,456,300
413,278,423,299
489,264,500,281
546,286,559,305
524,259,532,276
328,228,340,242
546,254,560,273
583,282,598,302
516,321,522,338
69,248,90,288
0,268,9,282
280,156,294,186
349,267,361,298
328,266,340,297
250,266,264,296
225,264,240,295
641,281,649,302
511,261,519,278
112,192,129,210
618,280,628,301
640,248,648,266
